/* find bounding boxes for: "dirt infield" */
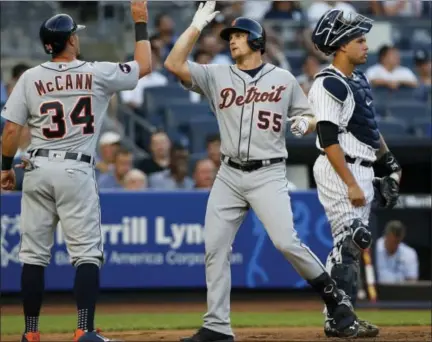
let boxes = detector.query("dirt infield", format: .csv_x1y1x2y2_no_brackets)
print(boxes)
2,300,431,341
3,326,430,342
118,326,431,342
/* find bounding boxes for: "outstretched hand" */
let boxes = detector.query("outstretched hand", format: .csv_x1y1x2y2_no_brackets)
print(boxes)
131,0,148,23
191,1,220,32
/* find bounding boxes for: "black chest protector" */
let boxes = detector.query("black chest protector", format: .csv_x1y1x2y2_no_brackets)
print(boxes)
316,68,380,149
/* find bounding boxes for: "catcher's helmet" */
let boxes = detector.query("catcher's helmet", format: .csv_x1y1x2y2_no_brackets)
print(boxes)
220,17,266,54
39,14,85,55
312,9,373,56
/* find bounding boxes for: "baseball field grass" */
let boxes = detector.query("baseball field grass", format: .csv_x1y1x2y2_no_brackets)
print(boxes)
1,310,430,335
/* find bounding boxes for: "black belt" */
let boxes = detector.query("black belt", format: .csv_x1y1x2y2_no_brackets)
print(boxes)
222,154,284,172
319,151,373,168
30,149,93,164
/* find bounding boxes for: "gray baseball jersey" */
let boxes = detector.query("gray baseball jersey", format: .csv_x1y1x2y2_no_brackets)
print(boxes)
1,59,139,157
183,61,327,337
184,61,313,161
1,59,139,268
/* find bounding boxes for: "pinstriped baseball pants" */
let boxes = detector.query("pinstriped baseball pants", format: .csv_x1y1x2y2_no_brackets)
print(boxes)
313,154,374,271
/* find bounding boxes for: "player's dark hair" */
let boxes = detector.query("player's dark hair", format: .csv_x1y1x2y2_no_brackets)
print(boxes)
12,63,30,79
384,220,406,239
206,133,221,146
378,45,393,63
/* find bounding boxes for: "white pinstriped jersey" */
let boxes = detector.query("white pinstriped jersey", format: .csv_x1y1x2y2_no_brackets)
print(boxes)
308,65,377,162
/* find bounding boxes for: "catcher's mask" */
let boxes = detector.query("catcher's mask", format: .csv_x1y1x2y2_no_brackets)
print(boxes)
312,9,373,56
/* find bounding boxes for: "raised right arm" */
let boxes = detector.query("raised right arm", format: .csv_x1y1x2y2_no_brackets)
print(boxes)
164,26,201,84
164,1,219,84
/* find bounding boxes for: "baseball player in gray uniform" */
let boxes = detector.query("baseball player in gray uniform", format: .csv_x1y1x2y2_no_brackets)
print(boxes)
309,9,402,338
165,2,359,341
0,1,152,341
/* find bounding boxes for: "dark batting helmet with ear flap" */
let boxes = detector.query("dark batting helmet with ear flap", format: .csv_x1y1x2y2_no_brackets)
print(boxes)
220,17,266,54
39,14,85,55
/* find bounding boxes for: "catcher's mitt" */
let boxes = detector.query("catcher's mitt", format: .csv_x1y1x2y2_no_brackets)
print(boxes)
372,176,399,209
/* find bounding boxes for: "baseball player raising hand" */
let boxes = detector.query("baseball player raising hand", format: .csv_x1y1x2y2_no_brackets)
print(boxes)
1,1,152,341
309,9,402,338
165,2,359,341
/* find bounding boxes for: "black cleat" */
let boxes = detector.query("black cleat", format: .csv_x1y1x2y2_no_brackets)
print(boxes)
180,327,234,342
358,319,380,338
325,317,380,338
325,303,359,338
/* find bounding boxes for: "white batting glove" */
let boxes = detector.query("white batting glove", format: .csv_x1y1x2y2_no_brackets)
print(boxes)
190,1,220,32
288,116,310,137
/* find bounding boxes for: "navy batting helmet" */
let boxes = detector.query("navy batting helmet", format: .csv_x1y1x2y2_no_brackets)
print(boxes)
312,9,373,56
220,17,266,54
39,14,85,55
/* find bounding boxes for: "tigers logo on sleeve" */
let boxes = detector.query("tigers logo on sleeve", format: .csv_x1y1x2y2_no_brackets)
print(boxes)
119,63,131,74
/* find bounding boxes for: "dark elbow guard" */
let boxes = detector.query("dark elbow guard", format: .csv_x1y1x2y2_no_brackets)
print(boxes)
376,151,402,175
317,121,339,148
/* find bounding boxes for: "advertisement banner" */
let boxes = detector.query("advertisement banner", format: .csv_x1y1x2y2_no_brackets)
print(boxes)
1,191,334,292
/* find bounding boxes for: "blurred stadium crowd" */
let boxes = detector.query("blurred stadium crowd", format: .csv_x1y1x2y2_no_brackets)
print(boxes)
0,0,431,192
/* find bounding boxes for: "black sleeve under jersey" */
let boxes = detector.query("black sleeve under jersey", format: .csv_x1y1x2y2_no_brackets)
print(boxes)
317,121,339,148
